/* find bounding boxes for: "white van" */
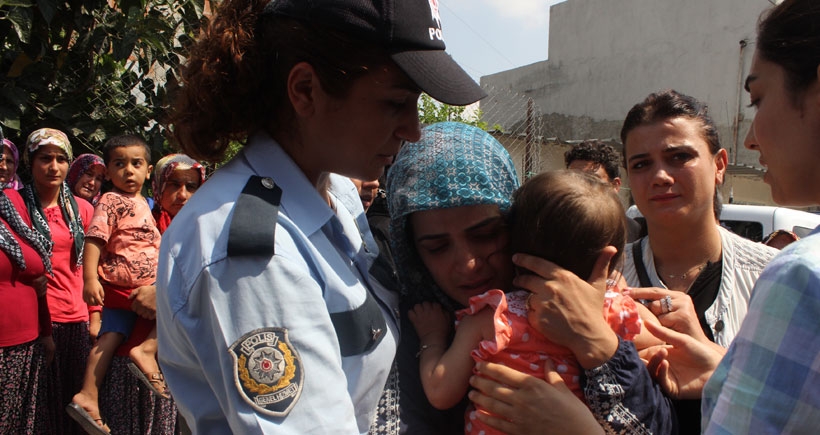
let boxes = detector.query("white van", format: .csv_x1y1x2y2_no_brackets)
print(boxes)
626,204,820,242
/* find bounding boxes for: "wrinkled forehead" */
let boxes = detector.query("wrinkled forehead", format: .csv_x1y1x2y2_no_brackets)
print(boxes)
83,165,106,176
167,167,203,183
1,146,15,161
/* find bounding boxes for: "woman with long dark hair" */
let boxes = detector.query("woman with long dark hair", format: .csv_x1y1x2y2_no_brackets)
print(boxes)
618,90,778,432
640,1,820,432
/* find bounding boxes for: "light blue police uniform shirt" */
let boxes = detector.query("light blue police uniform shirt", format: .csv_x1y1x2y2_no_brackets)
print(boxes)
156,133,399,434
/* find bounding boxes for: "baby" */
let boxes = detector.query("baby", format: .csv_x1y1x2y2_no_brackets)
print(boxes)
411,170,644,435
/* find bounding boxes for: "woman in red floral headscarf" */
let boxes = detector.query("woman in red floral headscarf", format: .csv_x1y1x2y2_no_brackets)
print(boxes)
151,153,205,234
66,154,106,206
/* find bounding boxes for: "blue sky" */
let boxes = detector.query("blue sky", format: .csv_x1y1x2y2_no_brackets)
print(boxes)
438,0,566,81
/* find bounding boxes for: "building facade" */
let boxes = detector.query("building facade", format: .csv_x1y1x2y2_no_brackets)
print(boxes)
481,0,779,205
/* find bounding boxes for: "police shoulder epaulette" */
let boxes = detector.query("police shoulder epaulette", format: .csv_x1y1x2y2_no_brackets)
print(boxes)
227,176,282,258
329,287,387,357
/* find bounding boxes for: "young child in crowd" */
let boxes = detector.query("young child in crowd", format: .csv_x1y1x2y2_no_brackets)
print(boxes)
68,135,164,434
410,170,645,435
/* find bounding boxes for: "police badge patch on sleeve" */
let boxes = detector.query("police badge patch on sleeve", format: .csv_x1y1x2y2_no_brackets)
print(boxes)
229,328,304,417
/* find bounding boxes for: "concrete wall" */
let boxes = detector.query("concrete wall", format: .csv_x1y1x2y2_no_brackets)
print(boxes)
481,0,778,205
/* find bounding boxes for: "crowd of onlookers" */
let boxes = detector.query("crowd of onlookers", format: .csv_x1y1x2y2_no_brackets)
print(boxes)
2,0,820,433
0,129,203,434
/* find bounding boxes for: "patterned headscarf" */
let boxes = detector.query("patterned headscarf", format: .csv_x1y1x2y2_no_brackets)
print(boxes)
386,122,520,308
25,128,73,162
152,153,205,233
0,188,53,273
66,153,106,204
1,138,23,190
22,128,85,269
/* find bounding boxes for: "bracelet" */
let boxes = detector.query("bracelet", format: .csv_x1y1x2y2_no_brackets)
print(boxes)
416,343,442,358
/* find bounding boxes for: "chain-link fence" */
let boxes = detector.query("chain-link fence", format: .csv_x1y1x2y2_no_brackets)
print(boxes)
480,85,544,182
478,83,635,205
480,84,570,185
64,57,175,157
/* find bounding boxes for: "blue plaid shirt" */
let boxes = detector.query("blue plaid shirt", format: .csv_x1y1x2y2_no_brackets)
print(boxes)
702,226,820,434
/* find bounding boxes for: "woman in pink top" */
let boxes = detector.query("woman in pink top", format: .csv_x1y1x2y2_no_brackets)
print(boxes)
0,186,53,433
20,128,97,434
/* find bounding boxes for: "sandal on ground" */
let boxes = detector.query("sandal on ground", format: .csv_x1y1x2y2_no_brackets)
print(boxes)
66,401,111,435
127,361,171,399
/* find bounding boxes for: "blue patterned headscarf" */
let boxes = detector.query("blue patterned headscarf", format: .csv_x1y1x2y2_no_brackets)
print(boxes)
387,122,520,307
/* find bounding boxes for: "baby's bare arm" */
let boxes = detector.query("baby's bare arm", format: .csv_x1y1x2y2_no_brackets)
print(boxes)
409,302,492,409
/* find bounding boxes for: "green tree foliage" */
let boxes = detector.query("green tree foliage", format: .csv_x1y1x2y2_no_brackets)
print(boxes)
417,93,490,130
0,0,205,158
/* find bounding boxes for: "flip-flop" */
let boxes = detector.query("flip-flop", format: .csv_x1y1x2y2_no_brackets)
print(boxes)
127,361,171,399
65,401,110,435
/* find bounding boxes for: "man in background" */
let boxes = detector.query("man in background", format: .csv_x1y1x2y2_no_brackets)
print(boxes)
565,140,644,242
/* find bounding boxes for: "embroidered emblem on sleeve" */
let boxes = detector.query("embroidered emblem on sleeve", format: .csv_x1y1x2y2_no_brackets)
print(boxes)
229,328,304,417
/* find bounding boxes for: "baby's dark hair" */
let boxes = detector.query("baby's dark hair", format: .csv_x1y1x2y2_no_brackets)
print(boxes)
509,170,626,280
101,134,151,165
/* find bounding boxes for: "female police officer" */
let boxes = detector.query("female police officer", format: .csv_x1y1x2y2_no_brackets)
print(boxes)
155,0,485,433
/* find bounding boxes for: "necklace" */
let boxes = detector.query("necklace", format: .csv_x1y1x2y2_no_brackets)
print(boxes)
664,262,709,281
